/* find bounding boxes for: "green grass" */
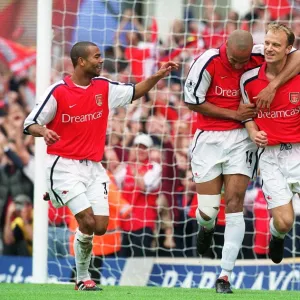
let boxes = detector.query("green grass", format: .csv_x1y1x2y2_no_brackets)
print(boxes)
0,284,300,300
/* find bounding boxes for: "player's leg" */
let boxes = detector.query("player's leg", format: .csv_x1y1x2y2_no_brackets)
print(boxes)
216,129,256,293
71,176,110,290
269,201,294,263
71,164,109,291
215,173,249,293
190,130,224,255
259,145,297,264
67,194,101,291
195,177,223,255
46,156,103,291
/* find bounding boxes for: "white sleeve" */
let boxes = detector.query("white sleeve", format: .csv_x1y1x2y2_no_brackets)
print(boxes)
107,80,135,109
240,67,260,104
23,83,60,134
143,162,162,192
252,44,265,55
184,49,217,105
240,75,251,105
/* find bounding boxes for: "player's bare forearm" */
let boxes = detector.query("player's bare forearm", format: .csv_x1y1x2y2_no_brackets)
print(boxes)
27,123,46,137
256,51,300,109
27,124,60,145
187,102,257,121
133,61,178,100
272,50,300,89
245,121,268,147
245,121,259,140
187,102,236,120
187,103,237,120
134,74,161,100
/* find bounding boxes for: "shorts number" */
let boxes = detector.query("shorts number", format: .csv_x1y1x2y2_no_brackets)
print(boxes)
246,150,253,166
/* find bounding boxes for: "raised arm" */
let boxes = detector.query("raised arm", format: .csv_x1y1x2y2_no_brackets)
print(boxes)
133,61,178,100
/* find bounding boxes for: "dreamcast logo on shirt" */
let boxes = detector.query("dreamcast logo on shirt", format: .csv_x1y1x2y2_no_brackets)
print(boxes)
62,111,103,123
215,86,240,97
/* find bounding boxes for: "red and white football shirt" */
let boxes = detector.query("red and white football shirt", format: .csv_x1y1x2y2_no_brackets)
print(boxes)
240,62,300,145
24,76,134,161
184,44,265,131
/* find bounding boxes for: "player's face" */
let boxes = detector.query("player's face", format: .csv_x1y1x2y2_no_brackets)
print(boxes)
264,30,292,64
84,46,104,77
226,45,251,70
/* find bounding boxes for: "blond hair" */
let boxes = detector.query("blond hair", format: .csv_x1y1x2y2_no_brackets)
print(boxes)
267,23,295,46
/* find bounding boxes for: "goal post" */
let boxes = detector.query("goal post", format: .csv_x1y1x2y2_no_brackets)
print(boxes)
32,0,52,284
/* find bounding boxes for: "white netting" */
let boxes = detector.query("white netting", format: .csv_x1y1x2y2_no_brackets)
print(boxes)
46,0,300,289
1,0,300,290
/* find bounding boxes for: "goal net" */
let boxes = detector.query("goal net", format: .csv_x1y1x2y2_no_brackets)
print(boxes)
3,0,300,290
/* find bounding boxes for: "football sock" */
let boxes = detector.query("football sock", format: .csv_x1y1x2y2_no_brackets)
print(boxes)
74,229,94,282
219,269,231,281
219,212,245,281
270,217,286,239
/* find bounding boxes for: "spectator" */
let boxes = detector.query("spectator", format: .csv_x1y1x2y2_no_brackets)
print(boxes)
119,134,162,257
3,194,33,256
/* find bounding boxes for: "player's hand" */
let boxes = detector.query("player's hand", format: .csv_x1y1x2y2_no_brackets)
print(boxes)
43,128,60,146
252,130,268,148
254,83,276,110
235,103,257,121
157,62,179,79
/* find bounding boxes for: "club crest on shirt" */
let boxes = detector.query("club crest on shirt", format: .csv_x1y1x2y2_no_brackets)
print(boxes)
186,79,196,93
95,94,102,106
289,92,300,104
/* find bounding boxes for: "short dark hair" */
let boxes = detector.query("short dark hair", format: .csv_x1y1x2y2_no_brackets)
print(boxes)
70,41,98,67
267,23,295,47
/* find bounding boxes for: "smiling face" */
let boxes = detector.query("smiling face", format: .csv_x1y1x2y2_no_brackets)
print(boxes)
81,45,103,77
264,30,292,64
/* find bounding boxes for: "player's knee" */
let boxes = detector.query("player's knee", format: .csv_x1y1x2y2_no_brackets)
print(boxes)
94,223,108,236
225,194,244,213
275,217,294,234
197,194,221,224
77,214,96,234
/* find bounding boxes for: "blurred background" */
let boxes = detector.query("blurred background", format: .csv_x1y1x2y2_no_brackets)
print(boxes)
0,0,300,289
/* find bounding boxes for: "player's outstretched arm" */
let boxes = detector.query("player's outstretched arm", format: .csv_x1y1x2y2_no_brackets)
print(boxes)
133,61,178,100
255,50,300,109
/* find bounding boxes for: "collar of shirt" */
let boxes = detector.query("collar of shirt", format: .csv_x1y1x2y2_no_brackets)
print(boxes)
257,62,269,82
63,75,94,88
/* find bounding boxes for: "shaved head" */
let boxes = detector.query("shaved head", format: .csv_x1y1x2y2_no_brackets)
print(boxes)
70,41,98,67
226,30,253,69
227,30,253,51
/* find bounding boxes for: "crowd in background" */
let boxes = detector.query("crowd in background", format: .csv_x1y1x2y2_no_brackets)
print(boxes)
1,1,300,275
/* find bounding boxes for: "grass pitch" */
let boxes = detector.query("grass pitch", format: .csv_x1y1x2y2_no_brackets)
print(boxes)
1,284,300,300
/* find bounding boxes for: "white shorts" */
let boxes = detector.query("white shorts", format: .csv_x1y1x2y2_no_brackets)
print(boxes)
259,143,300,209
190,128,257,183
45,154,110,216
